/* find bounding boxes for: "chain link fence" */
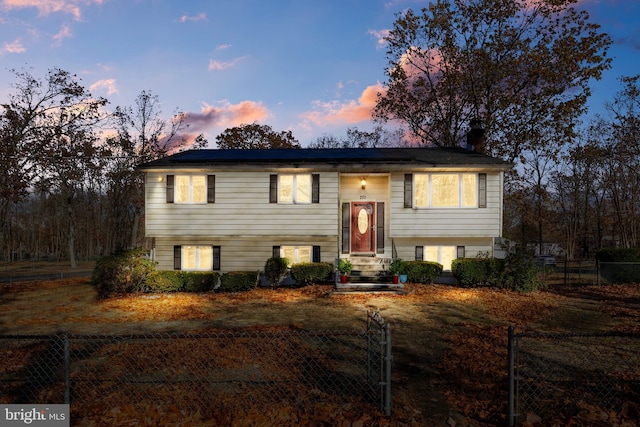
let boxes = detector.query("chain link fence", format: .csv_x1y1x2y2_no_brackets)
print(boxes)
597,261,640,285
508,327,640,426
1,311,391,422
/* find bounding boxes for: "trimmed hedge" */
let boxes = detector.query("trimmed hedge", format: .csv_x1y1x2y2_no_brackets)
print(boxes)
596,248,640,283
146,270,188,292
92,248,156,298
290,262,334,286
451,253,543,292
404,261,443,284
219,271,259,292
452,258,503,287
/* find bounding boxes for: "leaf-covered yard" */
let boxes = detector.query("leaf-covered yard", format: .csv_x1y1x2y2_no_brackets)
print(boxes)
1,278,639,426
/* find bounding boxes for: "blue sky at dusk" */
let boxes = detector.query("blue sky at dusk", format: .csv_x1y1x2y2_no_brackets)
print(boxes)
0,0,638,147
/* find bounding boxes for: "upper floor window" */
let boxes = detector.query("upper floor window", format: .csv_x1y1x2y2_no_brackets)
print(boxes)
280,174,311,204
166,175,215,204
270,174,320,204
176,175,206,203
411,173,480,208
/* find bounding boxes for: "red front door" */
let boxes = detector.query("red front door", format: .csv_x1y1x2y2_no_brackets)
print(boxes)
351,202,375,253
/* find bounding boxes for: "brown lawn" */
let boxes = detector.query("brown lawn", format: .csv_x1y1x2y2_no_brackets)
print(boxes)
1,277,639,426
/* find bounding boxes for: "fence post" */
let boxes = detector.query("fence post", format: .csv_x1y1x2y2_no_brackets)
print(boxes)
384,322,392,417
64,334,70,405
507,326,515,427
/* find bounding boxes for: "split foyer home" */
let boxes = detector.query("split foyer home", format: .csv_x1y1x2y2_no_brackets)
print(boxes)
137,137,512,280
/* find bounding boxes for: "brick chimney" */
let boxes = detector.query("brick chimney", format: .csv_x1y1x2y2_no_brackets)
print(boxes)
466,119,485,154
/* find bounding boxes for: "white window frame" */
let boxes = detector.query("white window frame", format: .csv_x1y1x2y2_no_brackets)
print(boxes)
414,173,478,208
175,175,207,204
279,174,312,204
181,245,213,271
280,246,312,266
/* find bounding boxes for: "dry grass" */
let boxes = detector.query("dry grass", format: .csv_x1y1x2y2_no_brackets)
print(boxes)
1,278,639,426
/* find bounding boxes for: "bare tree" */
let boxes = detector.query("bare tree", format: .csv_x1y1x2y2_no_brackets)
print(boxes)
0,68,107,265
103,90,203,252
374,0,612,164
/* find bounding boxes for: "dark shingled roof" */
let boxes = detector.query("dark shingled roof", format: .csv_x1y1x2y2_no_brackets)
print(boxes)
137,147,512,169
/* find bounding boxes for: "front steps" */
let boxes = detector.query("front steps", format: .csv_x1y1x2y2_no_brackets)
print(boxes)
334,281,405,294
335,255,405,293
348,255,391,283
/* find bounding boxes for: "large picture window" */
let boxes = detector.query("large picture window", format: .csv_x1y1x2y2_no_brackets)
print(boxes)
414,173,477,208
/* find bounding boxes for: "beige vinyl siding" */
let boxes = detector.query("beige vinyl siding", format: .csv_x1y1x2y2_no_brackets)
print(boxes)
339,175,389,203
153,236,337,272
392,237,494,261
146,171,339,237
389,171,503,238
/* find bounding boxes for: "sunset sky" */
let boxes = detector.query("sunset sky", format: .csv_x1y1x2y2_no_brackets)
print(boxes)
0,0,638,147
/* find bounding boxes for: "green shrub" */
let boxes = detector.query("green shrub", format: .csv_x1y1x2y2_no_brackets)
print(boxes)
404,261,443,284
596,248,640,283
185,272,220,292
452,258,504,287
264,256,289,286
337,258,353,275
219,271,259,292
500,251,544,292
389,258,406,275
92,248,156,298
290,262,334,286
145,270,187,292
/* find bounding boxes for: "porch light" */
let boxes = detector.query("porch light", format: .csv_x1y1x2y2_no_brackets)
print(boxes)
158,176,164,182
361,178,366,190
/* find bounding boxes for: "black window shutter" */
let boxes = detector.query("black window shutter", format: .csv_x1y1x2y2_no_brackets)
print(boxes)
272,246,280,258
173,246,181,270
457,246,465,259
312,246,321,262
376,202,385,254
166,175,174,203
415,246,424,261
404,174,413,208
212,246,221,271
312,174,320,203
341,203,350,254
207,175,215,203
269,175,278,203
478,173,487,208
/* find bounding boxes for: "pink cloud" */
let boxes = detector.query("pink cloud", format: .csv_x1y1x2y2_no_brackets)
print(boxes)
184,100,270,131
179,12,206,23
52,23,72,46
208,56,247,71
368,29,390,50
1,0,103,20
300,83,386,126
89,78,118,95
2,38,25,53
